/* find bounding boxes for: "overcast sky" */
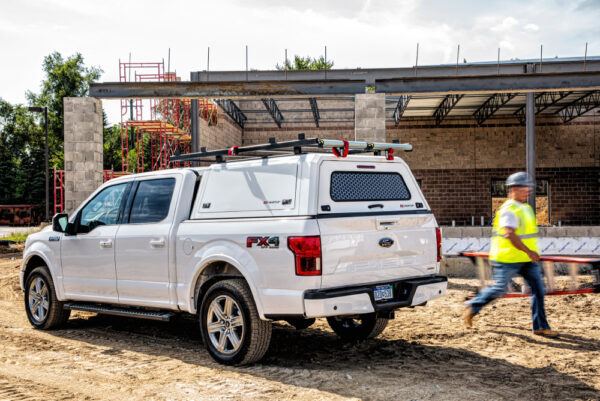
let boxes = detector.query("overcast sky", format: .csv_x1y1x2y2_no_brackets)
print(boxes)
2,0,598,124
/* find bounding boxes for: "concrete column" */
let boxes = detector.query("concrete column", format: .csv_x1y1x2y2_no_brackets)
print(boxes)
354,93,386,142
63,97,104,215
526,92,536,209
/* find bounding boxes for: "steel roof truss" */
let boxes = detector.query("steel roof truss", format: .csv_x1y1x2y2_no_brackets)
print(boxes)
473,93,517,125
393,95,411,126
557,91,600,123
513,91,572,124
433,94,463,125
262,98,284,128
215,99,247,128
309,98,320,127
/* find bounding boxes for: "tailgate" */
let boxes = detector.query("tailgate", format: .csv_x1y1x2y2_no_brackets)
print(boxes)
317,159,438,288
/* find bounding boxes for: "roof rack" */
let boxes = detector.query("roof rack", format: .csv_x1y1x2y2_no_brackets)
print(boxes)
169,133,412,164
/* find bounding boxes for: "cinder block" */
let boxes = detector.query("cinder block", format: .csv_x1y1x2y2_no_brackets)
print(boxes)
563,226,590,237
545,227,567,238
441,227,461,237
461,227,483,237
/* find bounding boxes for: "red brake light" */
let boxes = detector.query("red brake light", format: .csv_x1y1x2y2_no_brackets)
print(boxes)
435,227,442,262
288,236,322,276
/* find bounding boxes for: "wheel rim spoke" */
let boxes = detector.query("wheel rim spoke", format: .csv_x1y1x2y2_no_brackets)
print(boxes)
230,315,243,328
207,321,223,334
227,330,241,349
217,330,227,352
224,297,233,317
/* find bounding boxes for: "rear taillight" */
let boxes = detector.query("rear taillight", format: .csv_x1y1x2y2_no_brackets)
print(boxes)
288,236,322,276
435,227,442,262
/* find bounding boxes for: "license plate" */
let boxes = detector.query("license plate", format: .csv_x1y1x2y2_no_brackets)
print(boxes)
373,285,393,302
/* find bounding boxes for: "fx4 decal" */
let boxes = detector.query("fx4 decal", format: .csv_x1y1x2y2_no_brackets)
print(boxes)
247,236,280,248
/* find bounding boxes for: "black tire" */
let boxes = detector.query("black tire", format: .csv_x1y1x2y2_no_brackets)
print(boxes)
327,313,388,341
285,317,316,330
24,266,70,329
199,279,272,365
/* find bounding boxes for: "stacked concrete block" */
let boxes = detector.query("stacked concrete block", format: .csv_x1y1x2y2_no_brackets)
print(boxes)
63,97,103,214
354,93,385,142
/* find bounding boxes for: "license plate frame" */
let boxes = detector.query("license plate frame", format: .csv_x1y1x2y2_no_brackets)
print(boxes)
373,284,394,302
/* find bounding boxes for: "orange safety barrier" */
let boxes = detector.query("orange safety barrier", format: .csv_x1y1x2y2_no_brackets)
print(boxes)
460,251,600,298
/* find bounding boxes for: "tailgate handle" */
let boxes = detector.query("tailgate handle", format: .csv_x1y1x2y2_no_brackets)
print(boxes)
368,203,384,209
379,221,395,226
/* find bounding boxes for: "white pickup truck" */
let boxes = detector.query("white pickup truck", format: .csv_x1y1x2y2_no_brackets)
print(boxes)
21,138,446,365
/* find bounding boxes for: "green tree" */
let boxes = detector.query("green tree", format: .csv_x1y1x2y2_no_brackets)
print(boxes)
276,55,334,70
26,52,102,169
0,99,43,204
0,52,102,211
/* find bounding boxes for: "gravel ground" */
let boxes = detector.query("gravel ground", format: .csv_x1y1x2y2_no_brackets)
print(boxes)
1,258,599,400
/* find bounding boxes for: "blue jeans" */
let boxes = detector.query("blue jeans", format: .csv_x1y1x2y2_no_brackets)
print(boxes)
466,261,550,332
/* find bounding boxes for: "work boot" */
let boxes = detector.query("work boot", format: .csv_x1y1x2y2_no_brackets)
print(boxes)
463,306,475,329
533,329,559,338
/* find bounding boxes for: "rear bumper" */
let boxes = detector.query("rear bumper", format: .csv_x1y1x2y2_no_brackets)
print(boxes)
303,275,447,318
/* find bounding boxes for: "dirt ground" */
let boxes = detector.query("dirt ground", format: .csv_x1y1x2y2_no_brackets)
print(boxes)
1,257,599,401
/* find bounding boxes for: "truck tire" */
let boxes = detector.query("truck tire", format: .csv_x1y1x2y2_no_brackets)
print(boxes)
24,266,70,329
327,313,388,341
285,317,316,330
199,279,272,365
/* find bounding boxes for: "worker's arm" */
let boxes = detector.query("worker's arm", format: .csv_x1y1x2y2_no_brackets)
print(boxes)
503,227,540,262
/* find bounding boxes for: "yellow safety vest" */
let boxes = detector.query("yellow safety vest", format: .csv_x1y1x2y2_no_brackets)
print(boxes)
490,199,539,263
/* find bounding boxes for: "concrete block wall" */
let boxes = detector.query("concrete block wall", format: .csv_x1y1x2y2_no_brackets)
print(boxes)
197,111,242,150
64,97,103,214
355,93,385,142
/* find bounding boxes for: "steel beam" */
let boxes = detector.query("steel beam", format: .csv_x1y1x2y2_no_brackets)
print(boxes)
473,93,517,125
191,58,600,83
393,95,410,126
557,91,600,123
526,92,536,209
215,99,247,128
433,94,463,125
375,71,600,95
262,98,284,128
309,98,320,127
190,99,199,165
90,71,600,99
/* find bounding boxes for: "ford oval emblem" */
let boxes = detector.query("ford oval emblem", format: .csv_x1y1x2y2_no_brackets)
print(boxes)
379,237,394,248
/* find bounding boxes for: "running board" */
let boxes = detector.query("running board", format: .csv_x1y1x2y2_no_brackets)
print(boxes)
64,303,175,322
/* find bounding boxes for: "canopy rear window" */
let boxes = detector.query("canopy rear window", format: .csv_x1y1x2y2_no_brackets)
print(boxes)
330,171,411,202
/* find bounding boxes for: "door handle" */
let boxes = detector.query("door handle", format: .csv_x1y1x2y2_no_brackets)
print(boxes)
150,238,166,248
99,240,113,248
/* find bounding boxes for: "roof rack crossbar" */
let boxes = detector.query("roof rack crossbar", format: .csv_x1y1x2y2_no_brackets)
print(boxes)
169,133,412,163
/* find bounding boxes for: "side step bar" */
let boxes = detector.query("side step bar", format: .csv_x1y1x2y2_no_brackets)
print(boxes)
64,303,175,322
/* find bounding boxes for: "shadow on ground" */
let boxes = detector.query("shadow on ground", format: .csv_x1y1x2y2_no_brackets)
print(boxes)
46,313,600,400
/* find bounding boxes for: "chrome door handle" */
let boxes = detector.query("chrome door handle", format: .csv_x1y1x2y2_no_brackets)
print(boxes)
99,240,113,248
150,239,166,248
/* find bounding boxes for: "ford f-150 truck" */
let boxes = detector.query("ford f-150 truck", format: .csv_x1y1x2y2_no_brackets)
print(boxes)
21,138,447,365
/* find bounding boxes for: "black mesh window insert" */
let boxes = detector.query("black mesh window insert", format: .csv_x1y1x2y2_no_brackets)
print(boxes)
330,171,411,202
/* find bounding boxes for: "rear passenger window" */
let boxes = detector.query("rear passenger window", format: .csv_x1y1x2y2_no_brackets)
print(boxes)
129,179,175,224
330,172,411,202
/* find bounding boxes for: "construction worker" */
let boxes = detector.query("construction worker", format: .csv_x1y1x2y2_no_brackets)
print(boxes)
463,172,558,337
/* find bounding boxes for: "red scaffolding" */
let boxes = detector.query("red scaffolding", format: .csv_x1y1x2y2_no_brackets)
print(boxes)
52,56,218,214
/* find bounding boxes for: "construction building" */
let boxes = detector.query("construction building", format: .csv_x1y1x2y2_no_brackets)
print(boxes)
61,56,600,227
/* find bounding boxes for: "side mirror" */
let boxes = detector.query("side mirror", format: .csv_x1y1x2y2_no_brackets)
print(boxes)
52,213,69,233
